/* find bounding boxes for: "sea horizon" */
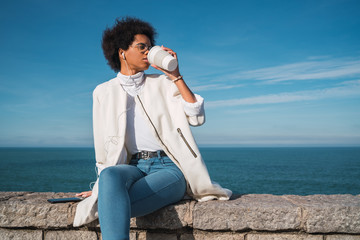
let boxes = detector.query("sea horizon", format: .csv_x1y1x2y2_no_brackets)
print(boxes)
1,145,360,149
1,146,359,195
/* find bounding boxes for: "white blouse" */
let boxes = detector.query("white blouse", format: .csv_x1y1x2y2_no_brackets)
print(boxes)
116,72,204,155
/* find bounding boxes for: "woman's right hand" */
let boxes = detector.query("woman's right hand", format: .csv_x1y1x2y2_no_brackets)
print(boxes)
75,191,92,198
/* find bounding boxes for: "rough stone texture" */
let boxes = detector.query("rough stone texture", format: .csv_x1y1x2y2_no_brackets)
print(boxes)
0,192,29,201
0,228,42,240
67,200,79,226
44,230,98,240
132,200,194,229
193,194,301,231
181,230,245,239
129,231,136,240
326,235,360,240
284,194,360,233
247,234,323,240
138,232,177,240
1,192,360,240
0,192,77,228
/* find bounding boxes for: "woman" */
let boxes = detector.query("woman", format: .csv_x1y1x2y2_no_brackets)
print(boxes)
74,17,231,240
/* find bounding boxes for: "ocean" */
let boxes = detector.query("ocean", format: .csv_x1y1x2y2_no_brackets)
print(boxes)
0,147,359,195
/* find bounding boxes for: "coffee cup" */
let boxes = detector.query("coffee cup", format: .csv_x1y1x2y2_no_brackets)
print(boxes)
147,46,178,71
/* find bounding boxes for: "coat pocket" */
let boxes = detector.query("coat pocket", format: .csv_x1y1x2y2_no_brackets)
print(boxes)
177,128,197,158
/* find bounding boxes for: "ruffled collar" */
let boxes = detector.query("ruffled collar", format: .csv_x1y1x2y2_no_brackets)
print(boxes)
116,71,145,96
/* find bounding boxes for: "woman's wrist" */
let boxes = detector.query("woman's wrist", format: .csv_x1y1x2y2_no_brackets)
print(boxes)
171,76,196,103
172,75,183,83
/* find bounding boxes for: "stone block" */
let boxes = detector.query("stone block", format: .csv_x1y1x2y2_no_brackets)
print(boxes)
247,233,323,240
129,231,137,240
0,228,42,240
0,192,29,201
181,230,245,239
325,235,360,240
44,230,98,240
193,194,301,231
132,200,194,229
138,232,177,240
0,192,78,228
284,195,360,233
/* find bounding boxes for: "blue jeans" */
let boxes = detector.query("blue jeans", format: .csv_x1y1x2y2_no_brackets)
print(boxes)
98,152,186,240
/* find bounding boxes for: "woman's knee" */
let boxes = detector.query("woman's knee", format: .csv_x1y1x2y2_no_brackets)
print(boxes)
99,165,144,190
99,165,129,186
99,166,119,182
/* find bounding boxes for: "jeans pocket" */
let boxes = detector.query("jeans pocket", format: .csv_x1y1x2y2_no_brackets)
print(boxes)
160,157,176,167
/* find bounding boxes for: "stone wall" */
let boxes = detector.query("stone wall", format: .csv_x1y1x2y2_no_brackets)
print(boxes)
1,191,360,240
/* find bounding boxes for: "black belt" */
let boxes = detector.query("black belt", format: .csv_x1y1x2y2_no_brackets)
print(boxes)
131,150,167,160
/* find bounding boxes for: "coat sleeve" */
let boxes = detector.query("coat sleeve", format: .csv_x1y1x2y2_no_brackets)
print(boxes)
185,104,205,127
168,81,206,127
92,87,106,176
181,94,205,127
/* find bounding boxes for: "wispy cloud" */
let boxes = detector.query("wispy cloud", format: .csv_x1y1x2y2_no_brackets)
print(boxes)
192,83,244,92
228,57,360,83
223,107,274,115
207,80,360,108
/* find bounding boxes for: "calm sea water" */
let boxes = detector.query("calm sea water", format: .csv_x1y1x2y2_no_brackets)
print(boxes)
0,147,359,195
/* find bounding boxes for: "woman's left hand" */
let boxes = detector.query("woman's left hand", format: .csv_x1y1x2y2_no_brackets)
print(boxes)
151,45,182,80
152,45,197,103
75,191,92,198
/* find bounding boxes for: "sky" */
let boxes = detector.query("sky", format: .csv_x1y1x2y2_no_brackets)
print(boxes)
0,0,359,147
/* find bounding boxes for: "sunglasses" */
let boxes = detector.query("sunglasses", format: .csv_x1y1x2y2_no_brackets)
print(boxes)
132,43,152,53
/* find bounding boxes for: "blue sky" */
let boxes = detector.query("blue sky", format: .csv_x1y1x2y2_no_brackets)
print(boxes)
0,0,359,147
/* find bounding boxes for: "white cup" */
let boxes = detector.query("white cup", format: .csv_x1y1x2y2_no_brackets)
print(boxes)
147,46,178,71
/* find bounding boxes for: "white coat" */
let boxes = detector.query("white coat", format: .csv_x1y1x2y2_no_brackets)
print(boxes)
73,74,232,227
